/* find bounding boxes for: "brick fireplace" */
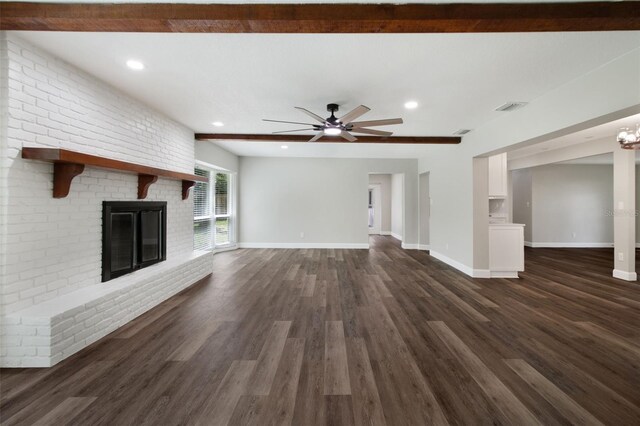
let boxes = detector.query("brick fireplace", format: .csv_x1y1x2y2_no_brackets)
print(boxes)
0,33,213,367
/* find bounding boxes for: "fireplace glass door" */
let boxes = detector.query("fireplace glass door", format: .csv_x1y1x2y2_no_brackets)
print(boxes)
111,212,135,274
103,201,166,282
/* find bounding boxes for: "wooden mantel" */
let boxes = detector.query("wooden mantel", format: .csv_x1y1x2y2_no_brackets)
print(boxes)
21,148,207,200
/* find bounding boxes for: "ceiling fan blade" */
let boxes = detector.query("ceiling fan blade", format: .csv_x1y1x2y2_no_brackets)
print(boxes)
350,118,403,128
272,128,316,134
309,132,324,142
263,119,318,126
340,131,357,142
295,107,326,124
339,105,370,124
350,128,393,136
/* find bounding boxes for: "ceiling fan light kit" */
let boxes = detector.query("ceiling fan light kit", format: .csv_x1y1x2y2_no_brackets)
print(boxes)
264,103,404,142
617,125,640,150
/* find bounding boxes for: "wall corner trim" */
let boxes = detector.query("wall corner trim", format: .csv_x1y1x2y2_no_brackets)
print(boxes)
390,232,402,241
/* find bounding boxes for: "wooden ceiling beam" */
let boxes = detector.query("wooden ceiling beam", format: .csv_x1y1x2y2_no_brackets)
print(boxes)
1,2,639,33
195,134,461,144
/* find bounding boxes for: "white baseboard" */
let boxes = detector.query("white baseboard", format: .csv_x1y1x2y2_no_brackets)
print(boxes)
390,232,402,241
238,242,370,249
418,244,430,251
613,269,638,281
212,245,238,254
429,251,495,278
636,243,640,248
380,231,392,236
473,269,492,278
490,271,519,278
401,243,419,250
525,242,614,248
430,251,473,277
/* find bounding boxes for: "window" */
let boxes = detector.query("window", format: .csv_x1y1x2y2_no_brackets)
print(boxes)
193,166,235,250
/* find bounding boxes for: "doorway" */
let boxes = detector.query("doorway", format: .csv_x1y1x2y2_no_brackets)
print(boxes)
368,184,382,235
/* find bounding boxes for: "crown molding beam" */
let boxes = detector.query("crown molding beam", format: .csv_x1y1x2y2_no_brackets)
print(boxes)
1,2,639,33
195,134,461,144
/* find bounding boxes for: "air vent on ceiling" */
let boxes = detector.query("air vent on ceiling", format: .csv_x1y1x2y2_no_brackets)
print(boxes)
453,129,471,135
495,102,528,112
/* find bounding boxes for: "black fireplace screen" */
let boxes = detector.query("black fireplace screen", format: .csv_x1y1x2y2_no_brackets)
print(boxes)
102,201,167,282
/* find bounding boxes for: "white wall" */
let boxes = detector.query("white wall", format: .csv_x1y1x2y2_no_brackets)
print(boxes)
637,165,640,245
368,174,391,233
0,33,197,314
238,157,418,247
391,173,404,240
419,172,430,247
513,164,614,246
512,169,533,242
195,140,239,172
419,48,640,273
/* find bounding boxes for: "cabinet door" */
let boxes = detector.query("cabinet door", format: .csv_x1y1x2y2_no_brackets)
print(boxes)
488,153,507,197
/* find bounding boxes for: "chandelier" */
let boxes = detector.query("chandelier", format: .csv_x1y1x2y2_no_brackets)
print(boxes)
617,125,640,150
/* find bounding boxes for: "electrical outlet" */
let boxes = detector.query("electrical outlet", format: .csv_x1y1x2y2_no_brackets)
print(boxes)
572,232,576,239
446,243,449,250
300,232,304,239
619,252,624,262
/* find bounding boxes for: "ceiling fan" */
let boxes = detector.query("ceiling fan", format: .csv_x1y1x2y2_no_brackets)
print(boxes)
263,103,403,142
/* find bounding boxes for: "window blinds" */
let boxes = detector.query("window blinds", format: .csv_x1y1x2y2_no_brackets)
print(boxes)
193,167,212,250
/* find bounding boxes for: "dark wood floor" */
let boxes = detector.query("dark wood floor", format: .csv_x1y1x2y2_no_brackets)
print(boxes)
2,237,639,425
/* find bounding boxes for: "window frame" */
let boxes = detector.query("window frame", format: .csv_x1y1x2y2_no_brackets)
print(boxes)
193,162,237,251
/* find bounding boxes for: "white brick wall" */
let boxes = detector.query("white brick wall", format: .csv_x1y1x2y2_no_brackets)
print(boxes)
2,251,213,367
0,33,211,367
1,33,196,315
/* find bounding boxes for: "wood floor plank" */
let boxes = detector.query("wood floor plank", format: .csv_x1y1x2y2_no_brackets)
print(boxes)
346,338,386,426
32,397,97,426
195,360,256,426
574,321,640,357
167,319,221,361
324,321,352,395
423,276,491,322
2,239,639,425
261,338,306,425
292,359,325,426
247,320,292,395
429,321,541,425
504,359,604,426
302,274,317,297
114,295,186,339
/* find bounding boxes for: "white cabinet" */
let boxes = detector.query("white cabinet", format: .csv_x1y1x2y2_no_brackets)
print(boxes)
488,153,507,198
489,223,525,278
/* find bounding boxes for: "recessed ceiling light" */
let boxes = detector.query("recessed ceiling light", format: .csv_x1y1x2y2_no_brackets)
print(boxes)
212,121,224,127
281,145,288,149
404,101,418,110
126,59,144,70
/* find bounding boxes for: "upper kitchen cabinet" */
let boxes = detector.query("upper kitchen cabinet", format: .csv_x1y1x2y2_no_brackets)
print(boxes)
488,153,508,198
